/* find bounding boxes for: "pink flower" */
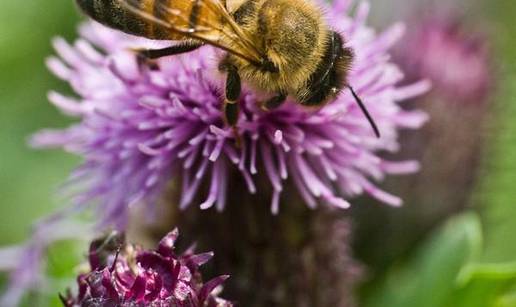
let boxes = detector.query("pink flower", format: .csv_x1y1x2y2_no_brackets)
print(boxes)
60,229,232,307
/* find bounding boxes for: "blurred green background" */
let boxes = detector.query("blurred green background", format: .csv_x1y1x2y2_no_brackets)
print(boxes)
1,0,516,306
0,0,79,245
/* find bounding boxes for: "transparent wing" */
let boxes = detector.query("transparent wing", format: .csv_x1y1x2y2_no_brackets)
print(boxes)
121,0,265,66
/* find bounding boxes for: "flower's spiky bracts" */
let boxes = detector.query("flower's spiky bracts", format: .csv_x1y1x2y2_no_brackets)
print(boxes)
60,229,232,307
32,0,428,228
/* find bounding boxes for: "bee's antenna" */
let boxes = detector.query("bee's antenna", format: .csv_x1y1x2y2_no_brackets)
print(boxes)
347,85,381,138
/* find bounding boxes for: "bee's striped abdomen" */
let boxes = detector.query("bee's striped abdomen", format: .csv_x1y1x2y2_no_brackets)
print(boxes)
75,0,172,39
76,0,223,41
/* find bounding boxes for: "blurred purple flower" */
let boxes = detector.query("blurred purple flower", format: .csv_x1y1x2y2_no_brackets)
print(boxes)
354,11,495,267
399,14,491,101
60,228,232,307
32,0,428,229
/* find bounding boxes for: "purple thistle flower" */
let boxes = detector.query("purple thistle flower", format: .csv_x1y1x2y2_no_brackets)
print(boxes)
398,13,491,102
60,228,232,307
32,0,428,228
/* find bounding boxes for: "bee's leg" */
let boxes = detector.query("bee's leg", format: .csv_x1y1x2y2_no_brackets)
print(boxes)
261,93,287,111
136,41,204,59
221,63,242,145
133,41,204,68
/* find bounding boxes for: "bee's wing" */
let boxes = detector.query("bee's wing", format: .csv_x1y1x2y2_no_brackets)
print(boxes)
121,0,265,66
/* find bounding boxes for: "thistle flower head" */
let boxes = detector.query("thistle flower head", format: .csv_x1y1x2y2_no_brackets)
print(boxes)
399,13,491,101
32,0,428,228
60,229,232,307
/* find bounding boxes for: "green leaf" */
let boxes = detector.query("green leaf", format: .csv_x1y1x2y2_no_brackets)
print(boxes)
363,212,516,307
363,213,482,307
472,0,516,264
496,287,516,307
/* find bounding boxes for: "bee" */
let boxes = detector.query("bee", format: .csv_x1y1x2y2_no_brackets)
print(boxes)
75,0,380,137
